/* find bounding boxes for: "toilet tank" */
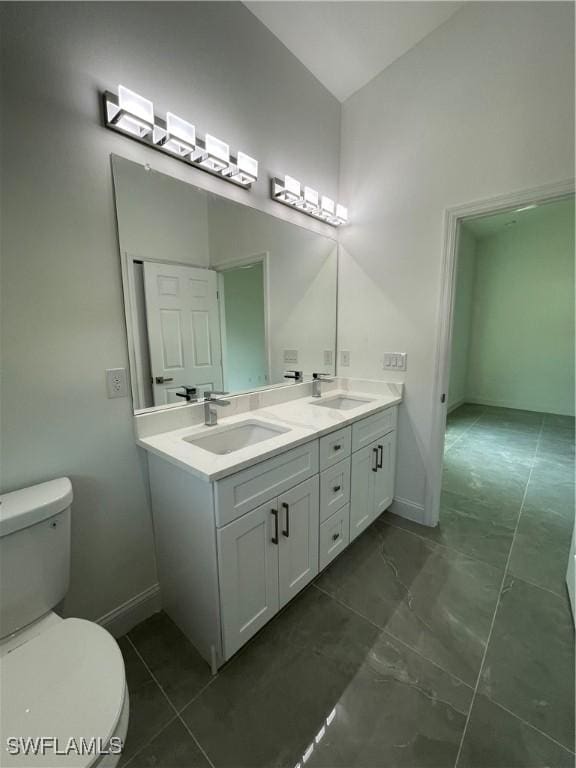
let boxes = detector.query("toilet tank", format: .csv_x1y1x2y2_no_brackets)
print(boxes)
0,478,72,639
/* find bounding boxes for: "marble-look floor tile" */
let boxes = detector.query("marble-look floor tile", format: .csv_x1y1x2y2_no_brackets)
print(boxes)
462,429,539,459
508,501,574,595
128,611,213,711
181,587,381,768
118,638,174,765
305,632,472,768
479,576,575,750
318,524,502,685
126,718,211,768
384,490,516,569
457,694,574,768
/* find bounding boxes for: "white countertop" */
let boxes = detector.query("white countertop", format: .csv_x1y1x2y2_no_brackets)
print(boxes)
136,383,402,482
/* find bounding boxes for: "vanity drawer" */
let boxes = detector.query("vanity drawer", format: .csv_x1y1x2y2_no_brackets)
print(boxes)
319,503,350,571
319,426,352,470
320,458,351,523
352,407,397,453
215,441,319,527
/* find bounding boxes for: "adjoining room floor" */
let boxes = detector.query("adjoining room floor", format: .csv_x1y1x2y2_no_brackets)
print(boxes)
118,405,575,768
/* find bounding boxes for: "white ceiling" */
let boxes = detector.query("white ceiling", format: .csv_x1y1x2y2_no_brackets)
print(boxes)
244,2,463,102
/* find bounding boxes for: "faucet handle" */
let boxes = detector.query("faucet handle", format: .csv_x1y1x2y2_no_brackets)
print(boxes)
176,385,199,402
312,372,334,381
284,370,303,382
205,390,228,400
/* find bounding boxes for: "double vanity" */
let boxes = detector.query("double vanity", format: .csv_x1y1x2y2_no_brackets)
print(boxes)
136,379,402,671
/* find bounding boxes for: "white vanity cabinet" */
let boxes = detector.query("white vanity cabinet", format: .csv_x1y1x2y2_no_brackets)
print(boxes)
146,403,398,671
350,411,398,542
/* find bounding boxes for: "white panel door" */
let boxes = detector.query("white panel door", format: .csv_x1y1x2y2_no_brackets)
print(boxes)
373,431,397,519
278,476,320,608
350,441,378,542
143,262,223,406
217,501,280,659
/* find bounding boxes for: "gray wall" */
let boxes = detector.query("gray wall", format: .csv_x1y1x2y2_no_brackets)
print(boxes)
0,2,340,621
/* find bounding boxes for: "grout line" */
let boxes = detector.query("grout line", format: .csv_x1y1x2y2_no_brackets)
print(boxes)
125,636,217,768
312,582,475,693
453,417,545,768
120,713,180,768
480,694,576,757
444,406,485,453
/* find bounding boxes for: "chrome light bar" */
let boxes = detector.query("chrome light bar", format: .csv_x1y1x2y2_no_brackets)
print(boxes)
271,176,348,227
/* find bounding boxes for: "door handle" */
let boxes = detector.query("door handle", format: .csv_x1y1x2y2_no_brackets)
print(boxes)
282,502,290,537
155,376,174,384
372,447,379,472
377,444,383,469
271,509,279,545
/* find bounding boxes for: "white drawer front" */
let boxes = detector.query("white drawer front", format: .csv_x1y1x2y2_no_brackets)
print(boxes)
215,441,319,527
320,458,351,523
352,407,397,453
319,503,350,571
319,426,352,470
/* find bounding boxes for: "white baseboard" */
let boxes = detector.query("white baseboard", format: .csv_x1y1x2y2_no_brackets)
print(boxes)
389,496,427,525
466,396,574,417
98,584,162,638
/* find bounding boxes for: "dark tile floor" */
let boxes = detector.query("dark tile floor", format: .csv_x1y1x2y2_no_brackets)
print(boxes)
119,405,575,767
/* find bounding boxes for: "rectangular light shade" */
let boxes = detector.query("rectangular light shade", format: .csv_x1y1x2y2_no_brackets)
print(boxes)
336,204,348,223
199,134,230,171
228,152,258,185
296,186,318,211
164,112,196,155
320,196,335,217
116,85,154,137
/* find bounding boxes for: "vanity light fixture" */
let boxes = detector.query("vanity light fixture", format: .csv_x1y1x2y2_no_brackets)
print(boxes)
271,176,348,227
103,85,258,188
107,85,155,138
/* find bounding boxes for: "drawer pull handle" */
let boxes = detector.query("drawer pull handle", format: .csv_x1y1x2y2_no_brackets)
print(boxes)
271,509,279,544
333,444,342,451
282,502,290,538
372,447,379,472
333,485,342,493
377,444,384,469
332,533,340,541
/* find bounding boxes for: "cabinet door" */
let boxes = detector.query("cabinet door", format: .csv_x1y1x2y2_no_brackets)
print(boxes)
278,475,320,608
373,431,397,519
350,441,378,542
218,501,280,659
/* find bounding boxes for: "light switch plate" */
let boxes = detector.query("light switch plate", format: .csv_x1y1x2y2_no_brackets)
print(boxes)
283,349,298,364
323,350,334,366
383,353,407,371
106,368,128,398
340,350,351,367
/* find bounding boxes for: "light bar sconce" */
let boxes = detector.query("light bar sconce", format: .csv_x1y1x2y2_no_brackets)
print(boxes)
272,176,348,227
103,85,258,188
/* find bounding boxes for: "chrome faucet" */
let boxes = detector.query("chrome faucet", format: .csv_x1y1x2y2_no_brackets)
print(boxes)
284,370,303,383
312,372,334,398
204,391,230,426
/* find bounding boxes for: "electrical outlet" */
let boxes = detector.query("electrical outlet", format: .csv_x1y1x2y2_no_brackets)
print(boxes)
323,350,333,366
383,353,407,371
283,349,298,364
106,368,128,398
340,350,351,367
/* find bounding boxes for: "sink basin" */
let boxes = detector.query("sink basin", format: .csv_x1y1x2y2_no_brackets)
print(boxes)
183,420,290,455
312,395,373,411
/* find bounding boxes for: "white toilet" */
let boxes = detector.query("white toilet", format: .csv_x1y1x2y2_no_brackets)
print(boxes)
0,478,129,767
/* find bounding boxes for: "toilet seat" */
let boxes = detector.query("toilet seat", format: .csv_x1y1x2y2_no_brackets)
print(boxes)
0,618,126,767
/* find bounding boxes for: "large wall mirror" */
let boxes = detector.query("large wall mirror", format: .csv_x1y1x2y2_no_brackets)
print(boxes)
112,156,338,411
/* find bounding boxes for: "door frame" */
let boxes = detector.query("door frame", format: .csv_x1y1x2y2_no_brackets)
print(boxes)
213,252,272,391
426,178,575,526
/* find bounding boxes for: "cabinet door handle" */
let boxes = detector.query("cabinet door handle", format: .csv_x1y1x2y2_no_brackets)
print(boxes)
332,532,340,541
282,502,290,538
271,509,279,544
333,444,342,451
333,485,342,493
377,444,383,469
372,447,379,472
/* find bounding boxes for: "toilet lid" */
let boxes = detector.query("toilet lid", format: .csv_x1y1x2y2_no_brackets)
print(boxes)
0,618,126,767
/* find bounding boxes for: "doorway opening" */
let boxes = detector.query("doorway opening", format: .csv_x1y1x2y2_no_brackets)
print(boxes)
430,190,575,597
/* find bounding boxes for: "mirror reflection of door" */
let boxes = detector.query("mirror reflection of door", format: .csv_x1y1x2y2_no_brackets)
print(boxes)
143,262,223,406
219,261,268,393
